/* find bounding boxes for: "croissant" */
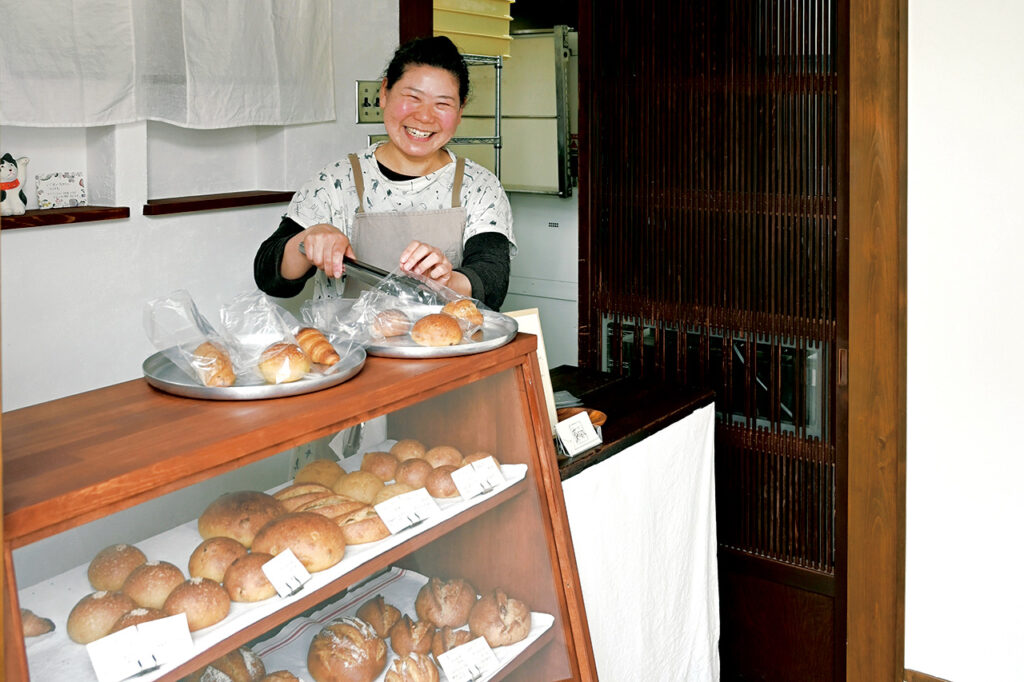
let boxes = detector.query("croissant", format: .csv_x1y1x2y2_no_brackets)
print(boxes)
192,341,236,387
295,327,340,365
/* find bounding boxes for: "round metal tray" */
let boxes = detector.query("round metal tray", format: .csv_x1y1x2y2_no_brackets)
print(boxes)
143,346,366,400
366,309,518,358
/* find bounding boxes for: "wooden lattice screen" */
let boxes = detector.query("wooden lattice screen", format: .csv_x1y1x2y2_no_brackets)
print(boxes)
579,0,840,573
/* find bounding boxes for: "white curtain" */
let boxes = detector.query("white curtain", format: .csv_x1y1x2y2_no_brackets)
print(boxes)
0,0,334,128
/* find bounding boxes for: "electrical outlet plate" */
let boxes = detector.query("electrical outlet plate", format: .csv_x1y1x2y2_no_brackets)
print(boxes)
357,80,383,123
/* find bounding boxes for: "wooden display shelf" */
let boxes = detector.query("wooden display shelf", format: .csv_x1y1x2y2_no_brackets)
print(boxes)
0,206,130,230
143,191,292,216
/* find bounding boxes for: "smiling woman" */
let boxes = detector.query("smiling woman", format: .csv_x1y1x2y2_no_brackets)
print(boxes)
253,36,517,311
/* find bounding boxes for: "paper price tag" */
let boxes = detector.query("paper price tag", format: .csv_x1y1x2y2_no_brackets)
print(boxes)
450,458,505,500
374,488,442,534
555,410,603,457
437,636,501,682
86,613,192,682
262,548,312,598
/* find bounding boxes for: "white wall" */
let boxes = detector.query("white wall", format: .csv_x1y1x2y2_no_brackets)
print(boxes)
906,1,1024,679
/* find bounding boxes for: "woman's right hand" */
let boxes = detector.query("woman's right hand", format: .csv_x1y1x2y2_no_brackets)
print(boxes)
284,223,355,279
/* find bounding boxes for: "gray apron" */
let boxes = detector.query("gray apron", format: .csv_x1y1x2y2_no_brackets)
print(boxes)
314,154,468,299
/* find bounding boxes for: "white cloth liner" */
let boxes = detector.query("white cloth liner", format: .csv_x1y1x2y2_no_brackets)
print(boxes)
0,0,334,128
562,403,720,681
18,464,527,681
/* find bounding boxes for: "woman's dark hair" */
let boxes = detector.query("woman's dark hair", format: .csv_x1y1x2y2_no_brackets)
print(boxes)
383,36,470,105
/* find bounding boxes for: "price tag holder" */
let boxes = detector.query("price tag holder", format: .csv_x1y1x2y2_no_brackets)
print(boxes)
437,636,501,682
554,410,603,457
86,613,192,682
375,488,442,534
450,458,505,500
262,548,312,598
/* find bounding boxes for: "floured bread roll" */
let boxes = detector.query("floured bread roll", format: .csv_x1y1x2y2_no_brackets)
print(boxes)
414,577,477,628
361,451,399,482
223,553,277,603
395,458,432,489
251,512,346,573
198,490,285,548
189,536,247,583
307,617,387,682
192,341,236,387
373,308,412,338
110,607,168,633
410,314,462,347
385,652,439,682
336,506,390,545
356,594,402,638
88,543,147,592
162,577,231,631
258,342,311,384
182,646,266,682
389,615,435,657
431,626,473,659
424,445,462,468
441,299,484,327
121,560,185,610
468,588,531,647
66,591,136,644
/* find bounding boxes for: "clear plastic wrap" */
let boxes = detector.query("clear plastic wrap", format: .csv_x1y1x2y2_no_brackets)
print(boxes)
143,290,239,388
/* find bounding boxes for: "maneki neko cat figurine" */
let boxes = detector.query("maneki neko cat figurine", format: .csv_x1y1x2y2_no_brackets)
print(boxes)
1,153,30,216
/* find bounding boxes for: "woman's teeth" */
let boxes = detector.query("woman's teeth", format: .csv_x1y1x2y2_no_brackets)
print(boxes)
405,127,432,139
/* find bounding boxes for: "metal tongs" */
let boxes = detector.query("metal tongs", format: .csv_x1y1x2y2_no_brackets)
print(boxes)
298,242,448,305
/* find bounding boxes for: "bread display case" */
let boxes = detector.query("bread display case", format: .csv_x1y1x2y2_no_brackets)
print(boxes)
2,334,596,681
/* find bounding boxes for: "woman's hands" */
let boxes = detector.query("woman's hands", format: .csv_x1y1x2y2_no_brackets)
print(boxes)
284,223,355,279
400,240,471,296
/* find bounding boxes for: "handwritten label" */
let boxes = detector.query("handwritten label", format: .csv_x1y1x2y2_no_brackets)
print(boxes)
86,613,191,682
450,458,505,500
555,411,602,457
262,548,312,598
375,488,442,534
437,636,501,682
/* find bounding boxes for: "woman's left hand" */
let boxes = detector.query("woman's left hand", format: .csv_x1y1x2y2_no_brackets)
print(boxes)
399,240,454,286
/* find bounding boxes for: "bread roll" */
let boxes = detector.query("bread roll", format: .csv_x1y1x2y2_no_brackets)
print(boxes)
390,439,426,462
223,553,277,603
333,470,384,504
189,536,248,583
21,608,55,637
88,543,147,592
441,299,484,327
389,615,435,657
468,589,531,647
423,445,462,469
355,594,401,638
395,458,432,489
295,494,366,521
198,490,285,548
425,465,459,499
360,451,398,481
385,653,439,682
260,673,300,682
431,626,473,659
162,577,231,631
414,577,477,628
183,646,266,682
373,482,416,506
307,617,387,682
410,313,463,347
258,342,311,384
336,507,391,545
110,607,168,633
251,512,346,573
192,341,236,387
66,591,136,644
372,309,412,338
295,459,345,488
295,327,340,365
121,560,185,610
462,451,500,468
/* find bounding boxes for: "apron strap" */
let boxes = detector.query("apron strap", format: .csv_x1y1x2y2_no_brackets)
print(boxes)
451,157,466,208
348,153,366,213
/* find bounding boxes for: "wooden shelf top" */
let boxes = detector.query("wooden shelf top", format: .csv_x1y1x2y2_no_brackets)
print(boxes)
0,206,130,230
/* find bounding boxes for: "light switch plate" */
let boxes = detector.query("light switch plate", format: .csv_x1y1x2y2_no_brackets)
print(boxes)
356,80,383,123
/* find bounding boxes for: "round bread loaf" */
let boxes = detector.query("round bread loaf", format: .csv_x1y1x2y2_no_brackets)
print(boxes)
223,552,277,602
333,470,384,504
468,589,531,647
88,543,147,592
295,494,366,521
414,577,477,628
183,646,266,682
355,594,401,638
373,482,416,506
198,490,285,548
389,615,435,657
431,626,473,659
423,445,462,469
462,451,500,468
295,459,345,488
390,439,426,462
258,342,311,384
361,451,399,481
441,299,484,327
162,577,230,631
425,465,459,499
260,673,301,682
188,536,248,583
336,507,390,545
410,314,463,347
307,617,387,682
395,458,432,489
66,591,136,644
372,309,412,338
110,607,168,633
251,512,346,573
385,652,439,682
121,560,185,610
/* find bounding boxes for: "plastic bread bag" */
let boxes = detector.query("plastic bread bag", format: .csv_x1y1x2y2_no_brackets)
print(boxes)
143,290,238,387
298,295,375,355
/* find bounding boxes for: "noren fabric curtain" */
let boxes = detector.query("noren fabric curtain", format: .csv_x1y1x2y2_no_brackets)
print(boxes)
0,0,334,128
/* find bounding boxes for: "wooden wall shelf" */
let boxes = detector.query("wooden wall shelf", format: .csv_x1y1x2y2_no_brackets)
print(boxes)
0,206,130,230
143,190,292,216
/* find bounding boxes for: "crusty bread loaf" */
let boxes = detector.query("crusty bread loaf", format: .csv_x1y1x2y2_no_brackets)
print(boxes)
440,299,484,328
373,482,416,506
192,341,236,387
183,646,266,682
431,626,473,659
336,506,390,545
389,615,435,657
333,470,384,504
294,459,345,488
423,445,462,469
385,652,439,682
251,512,346,573
21,608,55,637
414,577,477,628
88,543,147,592
273,483,335,512
294,494,366,521
395,458,432,489
198,490,285,548
110,607,168,633
66,591,136,644
468,588,531,647
360,451,399,482
355,594,402,638
390,439,426,462
258,342,311,384
410,313,463,347
121,560,185,610
223,552,277,603
295,327,340,365
307,617,387,682
372,309,412,338
188,536,248,583
162,577,231,631
425,465,459,499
